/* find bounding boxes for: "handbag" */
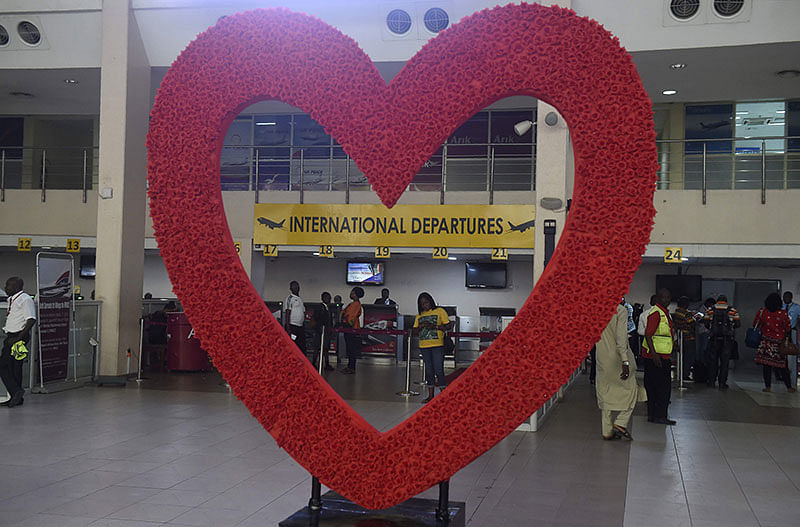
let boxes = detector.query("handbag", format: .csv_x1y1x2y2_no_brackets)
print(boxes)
778,338,799,356
745,309,763,349
443,334,455,354
745,327,762,349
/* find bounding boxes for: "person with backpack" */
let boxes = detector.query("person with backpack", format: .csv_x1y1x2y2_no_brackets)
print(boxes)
703,295,740,389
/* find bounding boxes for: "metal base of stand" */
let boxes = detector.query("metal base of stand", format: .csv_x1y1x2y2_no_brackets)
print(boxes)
279,490,465,527
396,389,420,397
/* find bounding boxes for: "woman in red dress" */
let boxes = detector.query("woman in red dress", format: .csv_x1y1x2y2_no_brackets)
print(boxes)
753,292,793,392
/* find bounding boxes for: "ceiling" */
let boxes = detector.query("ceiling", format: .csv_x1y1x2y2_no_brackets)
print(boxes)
1,39,799,116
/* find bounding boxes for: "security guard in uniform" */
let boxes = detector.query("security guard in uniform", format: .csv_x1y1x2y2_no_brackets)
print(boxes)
642,288,676,425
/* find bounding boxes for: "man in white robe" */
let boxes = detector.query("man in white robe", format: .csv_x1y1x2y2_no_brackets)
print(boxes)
596,302,646,440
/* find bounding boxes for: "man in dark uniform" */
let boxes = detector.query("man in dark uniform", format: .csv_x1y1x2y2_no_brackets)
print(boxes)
312,292,334,371
374,288,396,306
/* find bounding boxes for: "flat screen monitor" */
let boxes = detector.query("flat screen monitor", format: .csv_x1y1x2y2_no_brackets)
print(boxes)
465,262,507,289
79,255,96,278
655,274,702,302
346,262,384,285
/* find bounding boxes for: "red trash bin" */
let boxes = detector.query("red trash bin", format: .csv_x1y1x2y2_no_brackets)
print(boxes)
166,312,212,371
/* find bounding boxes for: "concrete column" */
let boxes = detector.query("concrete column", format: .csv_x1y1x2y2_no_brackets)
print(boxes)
95,0,150,376
532,102,570,285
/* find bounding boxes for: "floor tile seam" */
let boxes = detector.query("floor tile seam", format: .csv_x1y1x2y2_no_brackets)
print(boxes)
751,430,800,494
230,477,308,527
705,418,765,526
465,392,585,525
464,427,537,524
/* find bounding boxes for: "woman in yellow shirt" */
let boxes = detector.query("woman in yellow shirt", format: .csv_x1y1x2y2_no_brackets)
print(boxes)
413,292,453,403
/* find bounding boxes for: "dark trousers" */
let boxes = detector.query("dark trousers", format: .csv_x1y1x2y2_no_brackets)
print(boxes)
680,338,696,380
643,357,672,420
344,333,361,370
763,365,792,389
311,328,331,369
628,332,640,360
706,337,731,386
0,332,26,398
589,346,596,383
288,324,306,355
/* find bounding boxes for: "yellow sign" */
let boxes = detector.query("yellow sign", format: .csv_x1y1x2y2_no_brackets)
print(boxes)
234,242,242,254
17,238,31,252
319,245,334,258
375,246,391,258
263,244,278,257
492,248,509,260
254,204,535,248
664,247,683,263
66,238,81,253
432,247,449,259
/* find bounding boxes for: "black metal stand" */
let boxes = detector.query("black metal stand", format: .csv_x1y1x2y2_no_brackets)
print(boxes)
309,477,322,511
435,480,450,524
281,477,464,526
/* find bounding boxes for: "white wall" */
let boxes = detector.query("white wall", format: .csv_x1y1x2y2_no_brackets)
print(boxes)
628,263,800,308
0,250,96,297
259,255,534,319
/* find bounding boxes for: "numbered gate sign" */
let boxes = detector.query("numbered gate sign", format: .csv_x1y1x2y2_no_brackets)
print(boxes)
432,247,449,259
491,248,508,260
17,238,32,252
664,247,683,263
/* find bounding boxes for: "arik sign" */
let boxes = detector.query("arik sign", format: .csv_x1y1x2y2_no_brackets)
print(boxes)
253,204,535,248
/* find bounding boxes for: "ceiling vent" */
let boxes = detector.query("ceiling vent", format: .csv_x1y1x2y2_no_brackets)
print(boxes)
670,0,700,20
386,9,412,35
0,25,8,46
423,7,449,33
17,20,41,46
713,0,744,17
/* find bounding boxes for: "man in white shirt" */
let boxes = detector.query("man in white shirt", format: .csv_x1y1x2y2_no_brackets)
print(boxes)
285,281,307,356
2,276,37,408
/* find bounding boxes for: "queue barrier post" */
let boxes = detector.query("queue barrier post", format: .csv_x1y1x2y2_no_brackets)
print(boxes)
677,330,686,392
396,330,419,397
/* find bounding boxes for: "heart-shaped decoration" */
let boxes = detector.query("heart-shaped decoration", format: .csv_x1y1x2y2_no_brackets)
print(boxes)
147,3,657,509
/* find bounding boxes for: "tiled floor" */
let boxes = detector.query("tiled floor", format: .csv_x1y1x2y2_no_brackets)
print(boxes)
1,361,800,527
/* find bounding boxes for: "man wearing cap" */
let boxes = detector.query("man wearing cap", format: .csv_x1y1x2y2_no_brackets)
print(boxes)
1,277,36,408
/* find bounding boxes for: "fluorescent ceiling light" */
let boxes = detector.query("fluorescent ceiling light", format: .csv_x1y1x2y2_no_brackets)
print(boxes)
736,111,749,114
661,90,677,95
313,252,320,256
776,110,785,114
448,256,457,260
681,257,689,261
256,122,276,126
669,63,685,70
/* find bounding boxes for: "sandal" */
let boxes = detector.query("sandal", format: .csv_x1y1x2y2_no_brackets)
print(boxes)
613,425,633,440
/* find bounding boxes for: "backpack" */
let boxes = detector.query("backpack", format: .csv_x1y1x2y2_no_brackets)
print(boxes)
710,306,733,339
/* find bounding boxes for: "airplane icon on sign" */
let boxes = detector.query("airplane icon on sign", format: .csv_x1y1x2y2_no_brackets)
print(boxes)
257,217,286,230
508,219,535,233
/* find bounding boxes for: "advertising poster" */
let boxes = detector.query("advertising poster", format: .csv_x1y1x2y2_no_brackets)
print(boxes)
36,255,73,382
361,305,397,355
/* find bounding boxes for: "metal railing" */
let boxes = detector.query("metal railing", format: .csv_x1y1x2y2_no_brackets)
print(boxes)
655,135,800,204
0,146,98,203
219,142,536,202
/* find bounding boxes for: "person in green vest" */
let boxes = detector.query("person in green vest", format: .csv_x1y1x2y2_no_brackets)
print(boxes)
642,288,677,425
